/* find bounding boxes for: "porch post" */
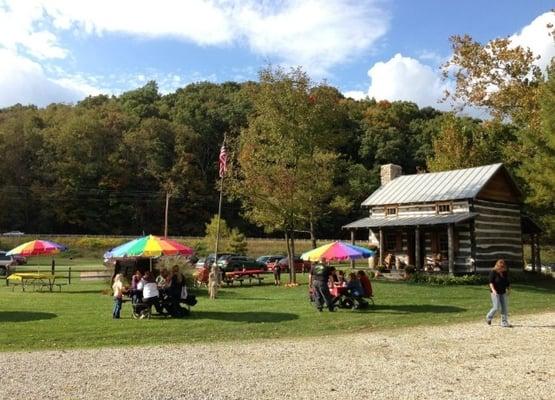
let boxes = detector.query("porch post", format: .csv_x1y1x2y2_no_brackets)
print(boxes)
415,226,421,270
530,235,537,272
448,224,455,276
536,235,542,272
350,229,355,269
379,228,384,266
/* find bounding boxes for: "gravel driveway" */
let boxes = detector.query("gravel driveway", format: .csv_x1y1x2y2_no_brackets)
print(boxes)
1,312,553,400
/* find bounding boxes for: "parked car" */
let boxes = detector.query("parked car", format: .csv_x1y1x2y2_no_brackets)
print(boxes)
0,251,27,265
256,255,285,267
268,256,311,273
2,231,24,236
217,255,267,272
194,257,207,269
197,253,238,269
0,252,15,276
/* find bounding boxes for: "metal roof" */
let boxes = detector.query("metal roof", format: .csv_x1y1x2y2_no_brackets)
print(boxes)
362,163,504,206
343,212,478,229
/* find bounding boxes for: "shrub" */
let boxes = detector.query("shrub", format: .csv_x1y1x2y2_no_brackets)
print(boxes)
408,273,488,285
404,265,416,275
228,228,248,255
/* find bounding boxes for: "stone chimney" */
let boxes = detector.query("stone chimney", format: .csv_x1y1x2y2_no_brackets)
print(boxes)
380,164,402,186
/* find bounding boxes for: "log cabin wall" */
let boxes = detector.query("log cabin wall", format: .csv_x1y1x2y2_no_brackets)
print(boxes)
455,223,472,272
472,199,523,270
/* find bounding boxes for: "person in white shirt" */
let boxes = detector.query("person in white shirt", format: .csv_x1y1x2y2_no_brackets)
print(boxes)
141,271,163,315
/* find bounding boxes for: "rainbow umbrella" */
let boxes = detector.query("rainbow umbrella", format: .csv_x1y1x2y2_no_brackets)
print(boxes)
301,241,374,262
7,240,67,257
104,235,194,259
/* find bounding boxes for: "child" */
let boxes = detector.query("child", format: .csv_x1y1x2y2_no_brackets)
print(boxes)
112,273,126,319
273,261,282,286
208,265,220,299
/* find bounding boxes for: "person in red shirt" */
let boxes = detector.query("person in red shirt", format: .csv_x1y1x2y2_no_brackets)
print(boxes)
357,270,373,298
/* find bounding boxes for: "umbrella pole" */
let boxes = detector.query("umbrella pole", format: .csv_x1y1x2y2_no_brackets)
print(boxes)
51,259,55,275
150,257,152,272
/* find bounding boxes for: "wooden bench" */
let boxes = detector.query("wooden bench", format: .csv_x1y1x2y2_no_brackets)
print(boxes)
247,276,264,285
224,277,244,286
39,282,67,292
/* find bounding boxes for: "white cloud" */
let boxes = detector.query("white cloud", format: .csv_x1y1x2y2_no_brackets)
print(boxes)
509,11,555,71
0,0,390,107
1,0,389,74
0,49,86,107
365,53,450,109
347,11,555,112
0,0,67,59
343,90,368,101
237,0,389,76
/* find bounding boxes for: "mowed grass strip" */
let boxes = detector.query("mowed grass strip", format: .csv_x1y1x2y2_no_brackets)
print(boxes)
1,274,554,352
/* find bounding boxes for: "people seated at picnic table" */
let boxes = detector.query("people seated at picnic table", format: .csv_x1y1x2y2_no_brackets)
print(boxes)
130,269,143,304
156,268,170,289
336,270,346,285
329,267,338,284
346,272,364,298
168,265,185,302
138,271,164,315
357,270,373,298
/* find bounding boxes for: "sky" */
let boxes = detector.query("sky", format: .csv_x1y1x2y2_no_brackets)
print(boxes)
1,0,554,110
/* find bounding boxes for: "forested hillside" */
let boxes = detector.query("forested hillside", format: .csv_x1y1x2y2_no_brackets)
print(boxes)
0,61,553,240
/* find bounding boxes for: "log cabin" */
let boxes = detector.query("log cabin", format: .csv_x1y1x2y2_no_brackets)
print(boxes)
343,163,542,274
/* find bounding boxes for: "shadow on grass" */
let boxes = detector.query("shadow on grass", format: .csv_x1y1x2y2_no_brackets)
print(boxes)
0,311,57,322
359,304,466,314
192,311,299,323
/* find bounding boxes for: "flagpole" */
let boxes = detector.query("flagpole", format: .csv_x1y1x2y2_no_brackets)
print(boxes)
214,174,224,264
214,136,227,269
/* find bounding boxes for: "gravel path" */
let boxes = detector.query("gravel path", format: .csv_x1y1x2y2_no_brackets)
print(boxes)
1,312,554,400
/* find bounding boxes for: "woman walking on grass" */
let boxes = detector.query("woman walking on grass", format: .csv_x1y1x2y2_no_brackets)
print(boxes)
486,259,512,327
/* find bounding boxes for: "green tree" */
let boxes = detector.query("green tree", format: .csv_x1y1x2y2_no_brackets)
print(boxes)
228,228,248,255
519,62,555,237
441,19,555,236
427,114,516,171
231,67,340,282
204,215,230,254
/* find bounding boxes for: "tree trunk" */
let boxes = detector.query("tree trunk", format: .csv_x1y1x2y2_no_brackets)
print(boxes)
285,230,293,283
309,216,317,249
291,231,296,283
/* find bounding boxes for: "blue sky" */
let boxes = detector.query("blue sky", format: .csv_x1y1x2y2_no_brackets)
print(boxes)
0,0,554,109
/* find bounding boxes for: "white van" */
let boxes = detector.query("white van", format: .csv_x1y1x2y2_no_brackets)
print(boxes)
0,251,15,276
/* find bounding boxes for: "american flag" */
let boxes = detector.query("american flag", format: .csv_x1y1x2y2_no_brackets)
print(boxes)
219,144,228,178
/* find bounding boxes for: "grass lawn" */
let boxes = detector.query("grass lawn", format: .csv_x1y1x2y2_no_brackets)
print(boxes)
1,274,554,352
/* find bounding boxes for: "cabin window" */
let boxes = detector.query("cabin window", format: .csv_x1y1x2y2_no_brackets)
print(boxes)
384,231,402,252
386,207,398,216
436,203,452,214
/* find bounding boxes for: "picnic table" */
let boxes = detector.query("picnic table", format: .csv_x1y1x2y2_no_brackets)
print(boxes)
223,269,266,286
329,284,347,298
7,272,65,292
